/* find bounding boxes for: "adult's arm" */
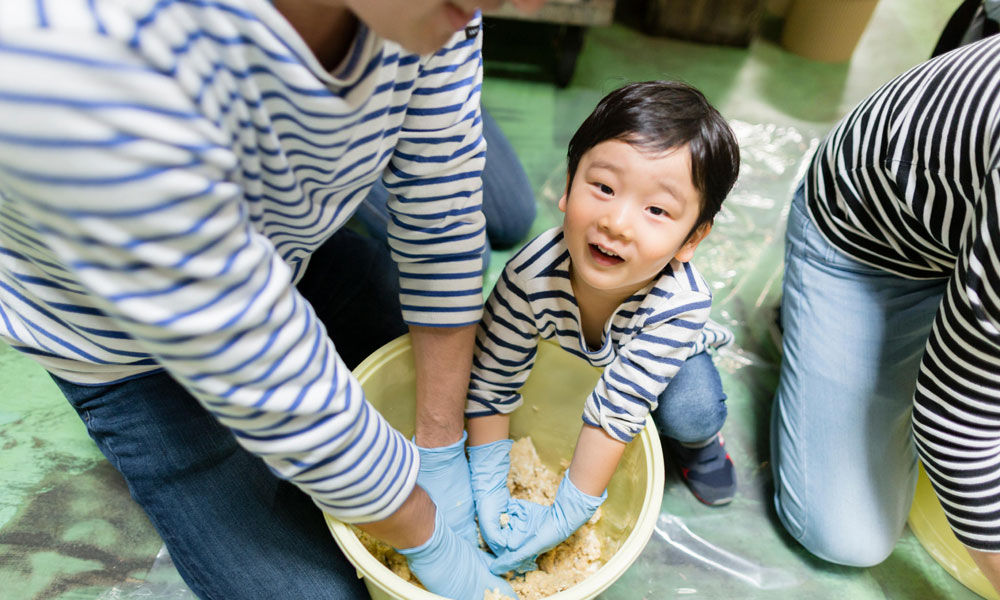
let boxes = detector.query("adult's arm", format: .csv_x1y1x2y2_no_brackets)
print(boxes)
911,169,1000,590
382,20,489,447
411,324,477,445
0,22,418,525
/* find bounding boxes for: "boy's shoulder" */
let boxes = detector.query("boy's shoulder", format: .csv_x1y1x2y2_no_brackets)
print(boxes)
503,227,570,283
646,259,713,302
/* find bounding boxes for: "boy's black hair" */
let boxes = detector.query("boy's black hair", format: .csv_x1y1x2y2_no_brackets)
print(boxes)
566,81,740,232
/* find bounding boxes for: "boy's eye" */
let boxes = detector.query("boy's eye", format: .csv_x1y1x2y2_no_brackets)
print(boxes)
596,183,614,196
648,206,667,217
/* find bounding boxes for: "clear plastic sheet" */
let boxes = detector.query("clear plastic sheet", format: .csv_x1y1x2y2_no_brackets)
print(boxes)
100,545,197,600
104,122,980,599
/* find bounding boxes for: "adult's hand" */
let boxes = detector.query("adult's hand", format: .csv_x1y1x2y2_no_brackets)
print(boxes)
966,548,1000,598
416,431,478,545
490,471,606,575
409,323,479,544
400,505,517,600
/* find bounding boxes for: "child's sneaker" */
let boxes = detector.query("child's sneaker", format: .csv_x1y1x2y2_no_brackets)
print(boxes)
663,433,736,506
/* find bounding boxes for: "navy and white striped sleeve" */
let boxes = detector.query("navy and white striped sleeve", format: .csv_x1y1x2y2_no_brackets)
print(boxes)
0,24,416,524
466,265,539,416
384,23,487,328
584,287,713,443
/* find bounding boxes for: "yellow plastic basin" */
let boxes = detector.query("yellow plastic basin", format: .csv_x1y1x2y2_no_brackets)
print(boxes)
324,334,665,599
909,463,999,600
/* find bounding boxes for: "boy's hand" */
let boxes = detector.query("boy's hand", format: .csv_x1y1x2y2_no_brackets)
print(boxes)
399,506,517,600
415,432,478,546
489,471,606,575
467,438,520,554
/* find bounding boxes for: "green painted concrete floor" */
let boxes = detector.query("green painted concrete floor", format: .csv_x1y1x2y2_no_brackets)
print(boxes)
0,1,982,598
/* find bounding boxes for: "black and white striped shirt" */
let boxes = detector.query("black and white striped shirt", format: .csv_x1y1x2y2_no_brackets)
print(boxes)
805,36,1000,549
0,0,487,523
466,227,732,443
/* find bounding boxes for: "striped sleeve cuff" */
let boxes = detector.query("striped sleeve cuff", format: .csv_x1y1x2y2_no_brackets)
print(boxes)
397,254,484,326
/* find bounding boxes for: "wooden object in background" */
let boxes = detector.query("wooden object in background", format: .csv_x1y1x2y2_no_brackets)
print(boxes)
484,0,617,87
642,0,763,46
487,0,616,26
780,0,880,62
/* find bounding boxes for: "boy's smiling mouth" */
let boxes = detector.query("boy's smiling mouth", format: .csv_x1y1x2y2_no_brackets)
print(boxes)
589,243,624,265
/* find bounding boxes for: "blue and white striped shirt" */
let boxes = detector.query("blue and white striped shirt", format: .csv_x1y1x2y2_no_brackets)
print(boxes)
0,0,487,523
466,227,732,443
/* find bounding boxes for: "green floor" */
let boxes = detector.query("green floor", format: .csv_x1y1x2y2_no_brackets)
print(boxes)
0,1,982,598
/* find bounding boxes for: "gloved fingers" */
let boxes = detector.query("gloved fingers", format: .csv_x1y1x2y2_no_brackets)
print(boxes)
487,504,564,575
490,539,551,576
468,439,518,554
477,496,536,556
489,476,606,576
476,509,508,556
495,498,549,548
401,508,518,600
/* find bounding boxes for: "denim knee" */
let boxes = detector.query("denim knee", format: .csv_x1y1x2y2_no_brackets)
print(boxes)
777,500,899,568
651,352,727,443
480,109,535,249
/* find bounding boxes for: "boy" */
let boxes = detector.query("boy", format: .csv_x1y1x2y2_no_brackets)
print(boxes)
463,81,741,573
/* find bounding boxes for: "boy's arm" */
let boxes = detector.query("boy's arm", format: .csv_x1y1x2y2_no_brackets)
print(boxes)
585,284,714,443
465,265,540,418
568,424,627,496
467,412,511,445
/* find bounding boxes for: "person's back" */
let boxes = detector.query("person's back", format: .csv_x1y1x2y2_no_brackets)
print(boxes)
805,35,1000,281
771,34,1000,584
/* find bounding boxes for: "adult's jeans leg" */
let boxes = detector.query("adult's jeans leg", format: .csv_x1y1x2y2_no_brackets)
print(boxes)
771,186,945,567
296,227,408,370
477,109,536,249
53,372,368,600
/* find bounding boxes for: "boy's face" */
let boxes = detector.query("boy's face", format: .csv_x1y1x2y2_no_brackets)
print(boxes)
559,139,710,303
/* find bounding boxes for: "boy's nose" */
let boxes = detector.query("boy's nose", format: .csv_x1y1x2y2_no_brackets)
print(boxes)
598,210,634,242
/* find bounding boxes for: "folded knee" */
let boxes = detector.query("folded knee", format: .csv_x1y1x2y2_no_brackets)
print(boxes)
802,529,895,567
778,504,897,567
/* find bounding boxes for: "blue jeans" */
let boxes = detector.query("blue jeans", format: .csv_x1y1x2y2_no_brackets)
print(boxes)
353,108,537,265
650,351,728,444
54,370,368,599
51,228,406,599
771,185,945,567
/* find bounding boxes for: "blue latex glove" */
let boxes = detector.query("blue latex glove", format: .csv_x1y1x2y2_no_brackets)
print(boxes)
399,505,518,600
490,471,607,575
468,439,520,555
415,431,478,546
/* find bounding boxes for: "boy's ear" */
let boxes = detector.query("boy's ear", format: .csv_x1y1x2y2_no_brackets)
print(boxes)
558,173,571,213
675,222,712,263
